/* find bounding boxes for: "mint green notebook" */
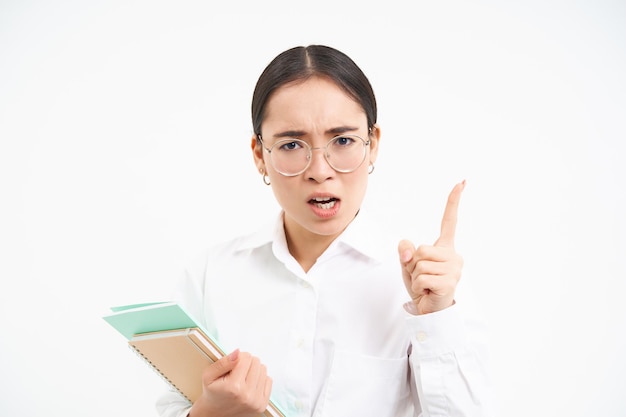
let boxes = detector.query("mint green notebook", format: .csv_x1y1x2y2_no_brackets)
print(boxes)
103,301,201,340
103,301,287,416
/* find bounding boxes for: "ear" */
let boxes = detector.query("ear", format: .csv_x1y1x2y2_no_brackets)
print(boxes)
251,134,265,173
368,124,381,164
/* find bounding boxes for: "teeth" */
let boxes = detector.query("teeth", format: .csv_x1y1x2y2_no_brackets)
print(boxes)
315,200,336,210
310,196,336,210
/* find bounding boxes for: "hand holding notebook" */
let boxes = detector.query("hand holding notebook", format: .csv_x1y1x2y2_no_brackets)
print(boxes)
103,302,285,417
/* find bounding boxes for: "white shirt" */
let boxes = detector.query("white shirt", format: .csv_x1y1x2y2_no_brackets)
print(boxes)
156,210,495,417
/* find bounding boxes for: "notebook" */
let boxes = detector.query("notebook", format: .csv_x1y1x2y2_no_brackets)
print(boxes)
103,302,285,417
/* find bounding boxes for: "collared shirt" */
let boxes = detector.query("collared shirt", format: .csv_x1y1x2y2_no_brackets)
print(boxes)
156,210,495,417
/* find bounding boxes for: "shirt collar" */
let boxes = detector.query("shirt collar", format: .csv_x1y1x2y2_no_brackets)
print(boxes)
335,209,393,263
233,209,393,264
234,211,283,252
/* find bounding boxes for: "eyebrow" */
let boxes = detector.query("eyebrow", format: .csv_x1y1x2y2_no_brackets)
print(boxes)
272,126,360,139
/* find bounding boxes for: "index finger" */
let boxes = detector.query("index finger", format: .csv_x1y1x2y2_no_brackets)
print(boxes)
436,180,466,248
228,351,253,382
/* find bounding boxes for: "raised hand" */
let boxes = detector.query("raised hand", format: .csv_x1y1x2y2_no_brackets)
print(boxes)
398,181,466,315
189,349,272,417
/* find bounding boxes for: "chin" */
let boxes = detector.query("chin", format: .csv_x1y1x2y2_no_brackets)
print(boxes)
310,217,353,237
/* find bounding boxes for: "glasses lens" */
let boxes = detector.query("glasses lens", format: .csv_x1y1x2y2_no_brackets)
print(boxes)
268,135,368,175
270,139,310,175
326,135,367,172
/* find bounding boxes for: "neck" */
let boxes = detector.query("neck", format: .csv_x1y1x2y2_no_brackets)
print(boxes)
283,219,340,273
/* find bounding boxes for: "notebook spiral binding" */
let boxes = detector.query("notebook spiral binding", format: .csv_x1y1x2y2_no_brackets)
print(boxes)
127,343,191,402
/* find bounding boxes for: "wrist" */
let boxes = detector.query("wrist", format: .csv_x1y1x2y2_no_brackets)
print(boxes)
403,300,456,316
403,301,420,315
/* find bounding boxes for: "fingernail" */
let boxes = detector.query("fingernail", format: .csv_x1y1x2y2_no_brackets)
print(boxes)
402,249,412,262
228,349,240,361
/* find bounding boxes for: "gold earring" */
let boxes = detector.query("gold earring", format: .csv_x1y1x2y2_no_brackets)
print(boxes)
260,168,270,185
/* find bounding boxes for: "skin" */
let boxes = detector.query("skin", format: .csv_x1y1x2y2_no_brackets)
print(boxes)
189,76,465,417
398,180,466,315
253,76,380,271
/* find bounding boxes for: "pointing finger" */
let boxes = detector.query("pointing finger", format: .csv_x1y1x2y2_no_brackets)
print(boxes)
436,180,466,248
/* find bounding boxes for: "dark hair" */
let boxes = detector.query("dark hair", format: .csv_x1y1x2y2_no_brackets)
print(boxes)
251,45,377,137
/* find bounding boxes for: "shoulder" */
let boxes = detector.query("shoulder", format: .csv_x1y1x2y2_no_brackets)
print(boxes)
184,213,281,274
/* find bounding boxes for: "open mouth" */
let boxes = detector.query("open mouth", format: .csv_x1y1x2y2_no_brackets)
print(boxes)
309,196,338,210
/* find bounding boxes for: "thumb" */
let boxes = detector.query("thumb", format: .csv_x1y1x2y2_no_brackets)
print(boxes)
204,349,240,384
398,239,416,264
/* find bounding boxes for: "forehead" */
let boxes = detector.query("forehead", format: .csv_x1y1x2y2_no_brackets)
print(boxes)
262,76,366,133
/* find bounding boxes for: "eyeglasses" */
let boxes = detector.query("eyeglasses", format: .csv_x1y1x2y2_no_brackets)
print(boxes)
259,135,371,176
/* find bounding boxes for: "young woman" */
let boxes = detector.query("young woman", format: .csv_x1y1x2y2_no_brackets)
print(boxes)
156,45,493,417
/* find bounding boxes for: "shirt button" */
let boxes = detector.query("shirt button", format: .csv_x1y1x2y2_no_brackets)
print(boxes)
294,399,304,410
416,331,427,342
295,337,305,348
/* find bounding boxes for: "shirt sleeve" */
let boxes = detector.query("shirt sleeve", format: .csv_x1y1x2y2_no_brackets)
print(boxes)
155,387,192,417
405,302,497,417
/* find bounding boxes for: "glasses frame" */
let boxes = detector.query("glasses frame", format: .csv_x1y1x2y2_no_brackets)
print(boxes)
258,134,371,177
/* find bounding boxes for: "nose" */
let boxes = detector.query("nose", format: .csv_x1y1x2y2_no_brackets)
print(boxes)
305,147,335,182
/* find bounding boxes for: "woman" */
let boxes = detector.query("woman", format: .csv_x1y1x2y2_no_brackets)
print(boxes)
156,45,493,417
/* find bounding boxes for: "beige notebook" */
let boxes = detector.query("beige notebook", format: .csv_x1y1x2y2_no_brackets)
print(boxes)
129,327,284,417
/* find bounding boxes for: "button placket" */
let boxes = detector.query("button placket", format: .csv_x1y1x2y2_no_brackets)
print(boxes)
280,276,316,416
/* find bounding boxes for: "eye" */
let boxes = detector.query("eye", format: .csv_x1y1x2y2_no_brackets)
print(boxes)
277,140,305,152
333,135,357,147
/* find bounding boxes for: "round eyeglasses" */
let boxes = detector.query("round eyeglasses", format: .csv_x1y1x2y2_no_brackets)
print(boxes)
258,135,371,176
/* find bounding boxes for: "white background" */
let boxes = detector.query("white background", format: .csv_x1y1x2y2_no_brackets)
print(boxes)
1,1,625,416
